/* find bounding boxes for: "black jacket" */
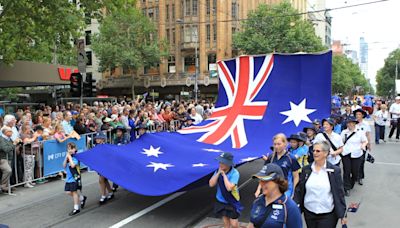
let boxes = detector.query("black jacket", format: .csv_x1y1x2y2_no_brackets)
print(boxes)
295,161,346,219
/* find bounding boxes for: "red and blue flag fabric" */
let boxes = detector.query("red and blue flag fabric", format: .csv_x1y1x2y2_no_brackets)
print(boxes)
76,52,332,196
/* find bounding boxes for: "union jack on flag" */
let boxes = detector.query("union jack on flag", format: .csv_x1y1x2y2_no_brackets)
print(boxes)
179,55,274,149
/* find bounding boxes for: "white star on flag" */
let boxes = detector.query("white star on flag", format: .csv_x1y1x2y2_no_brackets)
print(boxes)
142,146,163,157
146,162,174,172
192,163,209,167
280,99,316,126
240,157,259,163
203,148,223,153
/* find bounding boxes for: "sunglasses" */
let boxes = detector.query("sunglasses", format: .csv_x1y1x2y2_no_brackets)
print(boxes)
313,149,324,153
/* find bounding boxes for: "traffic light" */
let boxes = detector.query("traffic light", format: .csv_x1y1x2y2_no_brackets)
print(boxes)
56,89,63,99
83,73,96,97
70,73,82,97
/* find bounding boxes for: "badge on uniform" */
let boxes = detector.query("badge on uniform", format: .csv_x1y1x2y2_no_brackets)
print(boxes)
326,168,334,173
272,204,283,209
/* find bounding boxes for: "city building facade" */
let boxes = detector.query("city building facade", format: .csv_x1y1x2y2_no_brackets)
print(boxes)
307,0,331,47
95,0,307,98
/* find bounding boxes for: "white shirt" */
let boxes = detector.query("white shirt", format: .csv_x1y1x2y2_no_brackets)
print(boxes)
389,103,400,119
304,162,334,214
356,121,371,134
374,110,389,126
190,113,203,125
314,132,344,165
341,129,367,158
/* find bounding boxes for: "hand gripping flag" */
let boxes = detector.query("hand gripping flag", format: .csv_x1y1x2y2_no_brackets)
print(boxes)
76,52,332,196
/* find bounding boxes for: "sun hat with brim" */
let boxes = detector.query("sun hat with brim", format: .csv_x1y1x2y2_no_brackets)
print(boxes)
312,119,321,125
303,125,317,133
346,116,359,124
322,118,335,126
395,96,400,100
353,109,367,118
252,163,284,182
94,132,107,140
298,132,308,142
287,134,305,142
216,152,234,166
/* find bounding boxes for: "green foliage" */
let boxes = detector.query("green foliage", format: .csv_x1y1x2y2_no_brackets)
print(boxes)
332,55,372,95
91,0,167,97
233,2,326,54
376,48,400,97
0,88,22,101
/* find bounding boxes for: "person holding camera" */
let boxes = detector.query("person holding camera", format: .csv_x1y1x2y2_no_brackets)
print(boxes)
373,104,389,144
389,96,400,141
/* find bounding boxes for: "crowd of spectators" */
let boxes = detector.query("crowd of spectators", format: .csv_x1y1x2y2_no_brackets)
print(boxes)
0,98,215,192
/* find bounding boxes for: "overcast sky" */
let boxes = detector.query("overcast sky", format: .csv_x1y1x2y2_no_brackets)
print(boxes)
325,0,400,88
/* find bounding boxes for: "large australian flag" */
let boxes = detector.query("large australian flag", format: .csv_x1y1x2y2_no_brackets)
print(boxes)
76,52,332,196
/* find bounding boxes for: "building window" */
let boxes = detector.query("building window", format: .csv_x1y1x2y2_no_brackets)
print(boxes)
213,0,216,15
172,28,176,44
85,31,91,45
148,8,154,20
192,0,198,16
232,3,237,19
206,24,211,41
172,4,175,19
208,53,217,70
185,0,191,16
184,55,196,73
213,24,217,41
166,29,170,43
166,4,169,20
155,7,159,20
184,26,191,42
206,0,210,15
86,51,92,66
168,56,176,73
192,25,198,42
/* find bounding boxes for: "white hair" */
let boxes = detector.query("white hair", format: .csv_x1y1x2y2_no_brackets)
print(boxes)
1,126,12,134
3,114,16,126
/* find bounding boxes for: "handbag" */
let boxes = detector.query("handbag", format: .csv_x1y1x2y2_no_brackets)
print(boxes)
366,153,375,163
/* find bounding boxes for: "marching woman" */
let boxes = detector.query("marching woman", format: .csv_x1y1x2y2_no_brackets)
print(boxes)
341,116,368,196
248,164,302,228
314,118,343,166
353,109,371,185
296,141,347,228
257,134,301,199
373,104,389,144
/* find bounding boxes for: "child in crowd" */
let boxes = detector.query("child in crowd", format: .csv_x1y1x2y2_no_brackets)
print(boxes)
287,133,309,170
63,142,87,216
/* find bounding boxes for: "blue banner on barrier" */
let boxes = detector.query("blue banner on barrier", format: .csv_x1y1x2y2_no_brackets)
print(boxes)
43,138,87,177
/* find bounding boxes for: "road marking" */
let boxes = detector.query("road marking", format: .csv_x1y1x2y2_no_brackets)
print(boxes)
375,161,400,166
109,191,186,228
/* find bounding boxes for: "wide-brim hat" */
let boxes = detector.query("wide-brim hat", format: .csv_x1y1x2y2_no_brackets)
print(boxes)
252,163,284,181
303,125,317,133
353,109,367,118
346,116,359,124
322,118,335,126
94,132,107,140
298,132,308,142
287,134,305,142
312,119,321,125
216,152,234,166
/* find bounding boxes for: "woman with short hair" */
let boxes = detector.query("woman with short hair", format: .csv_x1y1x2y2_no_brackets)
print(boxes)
296,141,347,228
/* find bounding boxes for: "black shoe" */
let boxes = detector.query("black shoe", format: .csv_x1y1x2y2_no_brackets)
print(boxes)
99,197,107,205
69,209,80,216
112,187,118,192
80,196,87,209
107,193,114,200
358,179,363,185
345,190,350,197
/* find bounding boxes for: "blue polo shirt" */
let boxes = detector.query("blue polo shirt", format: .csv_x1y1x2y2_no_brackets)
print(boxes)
65,157,79,183
264,152,301,179
215,168,239,203
250,194,302,228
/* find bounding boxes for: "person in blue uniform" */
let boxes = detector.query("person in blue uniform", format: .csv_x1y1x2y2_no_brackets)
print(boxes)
111,126,129,192
248,163,302,228
258,133,301,199
209,152,242,228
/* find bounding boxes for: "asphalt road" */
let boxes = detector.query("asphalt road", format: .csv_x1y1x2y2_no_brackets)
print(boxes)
1,137,399,228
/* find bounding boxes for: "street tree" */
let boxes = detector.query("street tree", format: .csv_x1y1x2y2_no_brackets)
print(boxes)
332,55,372,95
233,2,326,54
0,0,106,65
376,48,400,98
91,0,166,98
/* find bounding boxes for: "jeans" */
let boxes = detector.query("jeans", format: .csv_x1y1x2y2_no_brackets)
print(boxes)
374,124,386,143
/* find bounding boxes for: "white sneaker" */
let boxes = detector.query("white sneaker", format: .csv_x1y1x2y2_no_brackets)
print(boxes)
24,183,34,188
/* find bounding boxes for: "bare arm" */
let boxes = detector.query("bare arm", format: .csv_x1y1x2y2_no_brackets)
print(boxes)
222,172,235,191
209,171,220,187
247,222,255,228
293,170,299,189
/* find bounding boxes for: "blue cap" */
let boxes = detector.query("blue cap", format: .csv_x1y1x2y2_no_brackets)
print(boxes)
252,163,284,181
216,152,234,166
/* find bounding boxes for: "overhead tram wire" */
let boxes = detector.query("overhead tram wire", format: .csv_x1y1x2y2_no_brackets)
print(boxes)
158,0,389,26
